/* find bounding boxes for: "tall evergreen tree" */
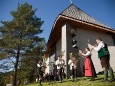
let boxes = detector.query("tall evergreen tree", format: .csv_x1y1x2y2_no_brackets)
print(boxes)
0,2,44,86
18,38,46,84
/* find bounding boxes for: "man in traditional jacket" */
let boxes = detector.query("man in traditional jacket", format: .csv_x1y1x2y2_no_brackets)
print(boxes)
55,56,65,83
92,38,114,82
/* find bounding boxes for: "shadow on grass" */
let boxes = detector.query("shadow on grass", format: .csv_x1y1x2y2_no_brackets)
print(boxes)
95,77,103,80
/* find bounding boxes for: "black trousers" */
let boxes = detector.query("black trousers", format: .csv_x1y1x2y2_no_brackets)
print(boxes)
90,60,97,79
38,71,43,81
71,67,77,79
57,67,63,81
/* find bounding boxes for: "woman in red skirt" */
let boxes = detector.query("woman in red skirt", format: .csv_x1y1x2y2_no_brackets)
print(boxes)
79,48,97,81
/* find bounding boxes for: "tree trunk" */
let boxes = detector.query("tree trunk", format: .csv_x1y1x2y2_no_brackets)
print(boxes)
13,47,20,86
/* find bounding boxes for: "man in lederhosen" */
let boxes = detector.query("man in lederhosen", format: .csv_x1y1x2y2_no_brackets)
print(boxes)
92,38,114,82
55,55,65,83
68,53,77,81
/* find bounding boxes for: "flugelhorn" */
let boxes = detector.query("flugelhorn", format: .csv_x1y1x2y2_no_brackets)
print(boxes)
90,44,97,51
78,50,86,57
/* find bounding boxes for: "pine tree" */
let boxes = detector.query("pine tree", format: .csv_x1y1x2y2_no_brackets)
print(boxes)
0,2,44,86
19,38,46,83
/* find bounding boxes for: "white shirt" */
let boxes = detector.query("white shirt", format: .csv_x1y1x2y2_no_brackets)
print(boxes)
37,64,41,68
94,41,104,52
82,51,91,57
55,60,65,69
68,59,76,70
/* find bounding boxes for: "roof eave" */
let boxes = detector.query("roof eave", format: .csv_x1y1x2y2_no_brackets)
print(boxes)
45,15,115,55
60,14,115,34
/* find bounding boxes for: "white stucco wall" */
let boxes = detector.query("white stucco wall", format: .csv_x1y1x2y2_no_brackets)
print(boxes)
76,28,115,73
46,23,115,76
108,46,115,72
56,39,61,58
45,58,50,74
61,24,68,75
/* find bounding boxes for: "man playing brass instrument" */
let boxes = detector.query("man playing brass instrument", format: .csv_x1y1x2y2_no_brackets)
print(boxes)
68,53,77,81
92,38,114,82
37,60,44,86
55,55,65,83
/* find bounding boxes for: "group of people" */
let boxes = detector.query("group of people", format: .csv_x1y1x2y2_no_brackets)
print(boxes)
37,38,115,86
79,38,114,82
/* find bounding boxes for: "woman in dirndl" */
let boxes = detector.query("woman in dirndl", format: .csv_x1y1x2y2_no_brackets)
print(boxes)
79,48,97,81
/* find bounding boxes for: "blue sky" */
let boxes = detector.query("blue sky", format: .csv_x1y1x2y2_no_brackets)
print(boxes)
0,0,115,42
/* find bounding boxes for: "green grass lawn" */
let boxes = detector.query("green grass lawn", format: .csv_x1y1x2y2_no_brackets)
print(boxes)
25,74,115,86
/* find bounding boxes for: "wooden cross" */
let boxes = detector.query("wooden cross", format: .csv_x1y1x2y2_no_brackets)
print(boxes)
69,0,73,4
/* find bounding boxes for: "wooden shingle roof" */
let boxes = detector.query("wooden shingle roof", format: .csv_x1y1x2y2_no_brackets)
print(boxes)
60,4,111,29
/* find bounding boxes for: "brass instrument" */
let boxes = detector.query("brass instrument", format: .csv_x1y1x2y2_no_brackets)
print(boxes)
69,53,78,66
41,55,47,72
78,50,84,57
78,52,82,57
78,44,98,57
56,50,65,67
90,44,98,51
59,57,65,67
41,62,47,72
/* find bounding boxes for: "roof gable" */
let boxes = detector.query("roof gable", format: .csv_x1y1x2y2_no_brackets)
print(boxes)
60,4,111,29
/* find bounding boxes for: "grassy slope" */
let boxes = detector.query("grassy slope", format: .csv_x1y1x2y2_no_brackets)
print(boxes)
25,74,115,86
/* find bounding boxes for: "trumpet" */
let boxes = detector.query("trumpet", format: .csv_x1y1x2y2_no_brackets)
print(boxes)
90,44,97,51
77,50,86,57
